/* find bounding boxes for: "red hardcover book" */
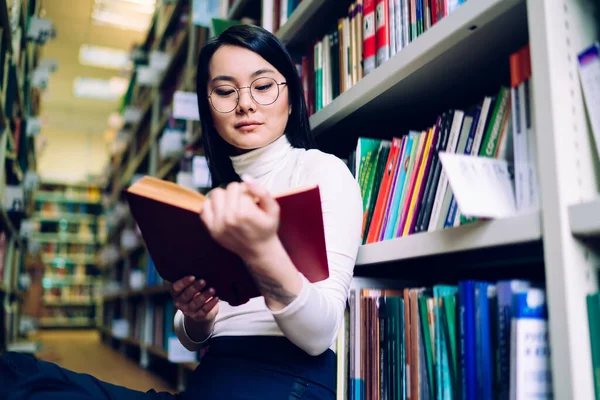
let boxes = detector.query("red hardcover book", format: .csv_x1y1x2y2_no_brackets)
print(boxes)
365,137,402,243
363,0,376,75
126,176,329,306
375,0,390,67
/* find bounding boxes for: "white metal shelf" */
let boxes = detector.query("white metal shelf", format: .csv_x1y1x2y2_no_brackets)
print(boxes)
308,0,526,136
569,198,600,238
356,212,541,266
275,0,328,46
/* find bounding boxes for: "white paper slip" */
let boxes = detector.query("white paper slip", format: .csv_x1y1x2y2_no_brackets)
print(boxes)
173,91,200,121
438,152,517,219
578,42,600,161
167,336,198,363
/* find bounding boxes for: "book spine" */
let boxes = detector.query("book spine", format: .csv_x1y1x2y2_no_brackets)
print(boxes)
363,0,377,75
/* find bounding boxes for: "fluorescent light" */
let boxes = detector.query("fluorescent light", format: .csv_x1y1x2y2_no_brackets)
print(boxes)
91,9,153,31
73,77,129,101
79,45,131,70
91,0,157,31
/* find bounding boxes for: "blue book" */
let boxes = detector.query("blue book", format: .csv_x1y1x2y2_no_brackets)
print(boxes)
510,288,552,399
496,280,531,400
459,281,477,400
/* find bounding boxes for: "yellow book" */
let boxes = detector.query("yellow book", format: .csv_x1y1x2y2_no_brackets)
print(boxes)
402,127,435,236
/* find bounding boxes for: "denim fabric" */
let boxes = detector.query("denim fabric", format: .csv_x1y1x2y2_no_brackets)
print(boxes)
0,352,175,400
0,336,336,400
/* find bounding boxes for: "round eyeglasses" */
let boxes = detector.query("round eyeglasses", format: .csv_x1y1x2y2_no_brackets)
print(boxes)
208,77,287,113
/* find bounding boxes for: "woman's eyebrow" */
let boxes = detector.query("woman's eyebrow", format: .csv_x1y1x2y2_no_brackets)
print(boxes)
250,68,275,78
211,68,276,84
211,75,235,83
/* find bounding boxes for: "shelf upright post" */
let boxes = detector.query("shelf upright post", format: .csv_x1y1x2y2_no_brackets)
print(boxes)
526,0,600,398
185,6,198,144
149,87,160,178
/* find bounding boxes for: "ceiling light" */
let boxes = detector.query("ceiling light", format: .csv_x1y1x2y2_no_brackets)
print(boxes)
79,45,131,70
73,77,129,101
91,0,157,31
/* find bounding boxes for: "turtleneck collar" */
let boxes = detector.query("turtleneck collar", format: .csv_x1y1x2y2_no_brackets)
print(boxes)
229,134,293,179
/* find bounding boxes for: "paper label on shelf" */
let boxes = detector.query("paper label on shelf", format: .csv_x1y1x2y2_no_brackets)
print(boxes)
173,91,200,121
438,152,517,219
167,335,198,363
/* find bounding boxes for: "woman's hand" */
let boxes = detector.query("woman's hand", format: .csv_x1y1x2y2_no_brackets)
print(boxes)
200,177,280,263
170,276,219,322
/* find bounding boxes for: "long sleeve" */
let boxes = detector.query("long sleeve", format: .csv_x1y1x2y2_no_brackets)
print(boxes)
173,309,213,351
270,153,363,356
172,145,364,356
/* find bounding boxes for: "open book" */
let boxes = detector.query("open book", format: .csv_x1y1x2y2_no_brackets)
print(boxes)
126,176,329,306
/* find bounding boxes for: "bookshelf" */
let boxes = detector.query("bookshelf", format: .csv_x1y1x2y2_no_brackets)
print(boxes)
30,183,104,329
97,0,600,397
98,0,208,391
355,211,542,266
0,0,44,352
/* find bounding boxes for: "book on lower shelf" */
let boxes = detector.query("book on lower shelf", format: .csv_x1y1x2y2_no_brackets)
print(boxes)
339,277,552,400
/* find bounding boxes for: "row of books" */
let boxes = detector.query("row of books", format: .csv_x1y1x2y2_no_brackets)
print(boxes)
262,0,303,33
340,278,552,400
292,0,467,114
349,44,537,244
103,295,176,353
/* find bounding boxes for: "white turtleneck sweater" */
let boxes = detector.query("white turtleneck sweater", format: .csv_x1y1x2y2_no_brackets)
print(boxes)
173,134,363,356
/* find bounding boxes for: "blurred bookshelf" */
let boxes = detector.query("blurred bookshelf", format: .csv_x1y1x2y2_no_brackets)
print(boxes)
96,0,600,398
0,0,46,353
28,182,104,329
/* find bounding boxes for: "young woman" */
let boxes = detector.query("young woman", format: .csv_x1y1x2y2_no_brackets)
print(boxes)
0,24,362,400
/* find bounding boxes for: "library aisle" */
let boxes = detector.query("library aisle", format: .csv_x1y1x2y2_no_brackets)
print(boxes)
0,0,599,399
34,329,175,393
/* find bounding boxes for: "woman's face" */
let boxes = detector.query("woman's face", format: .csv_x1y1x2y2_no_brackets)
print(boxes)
207,45,290,153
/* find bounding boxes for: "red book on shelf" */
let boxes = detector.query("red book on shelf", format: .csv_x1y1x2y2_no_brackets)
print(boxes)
126,176,329,306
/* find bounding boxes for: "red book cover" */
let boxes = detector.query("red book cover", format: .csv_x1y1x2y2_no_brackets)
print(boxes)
126,176,329,306
366,137,402,243
375,0,390,67
363,0,376,75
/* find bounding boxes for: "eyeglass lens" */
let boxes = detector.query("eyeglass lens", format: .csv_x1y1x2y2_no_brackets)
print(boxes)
210,77,281,113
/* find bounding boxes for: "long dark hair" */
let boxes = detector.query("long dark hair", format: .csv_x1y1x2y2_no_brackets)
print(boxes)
195,24,315,188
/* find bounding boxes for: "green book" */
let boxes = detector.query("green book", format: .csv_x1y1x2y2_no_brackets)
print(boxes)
419,294,436,398
479,86,509,158
587,293,600,400
434,285,458,400
210,18,243,37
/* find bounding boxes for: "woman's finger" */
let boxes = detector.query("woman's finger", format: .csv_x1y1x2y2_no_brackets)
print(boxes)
189,287,216,311
178,279,205,305
201,296,219,314
170,276,195,298
209,188,226,234
224,182,242,226
241,175,279,217
191,296,219,319
200,198,214,229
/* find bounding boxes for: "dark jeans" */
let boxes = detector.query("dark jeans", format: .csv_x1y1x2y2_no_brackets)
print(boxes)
0,336,336,399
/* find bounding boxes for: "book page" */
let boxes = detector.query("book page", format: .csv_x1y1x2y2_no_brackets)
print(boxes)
438,152,516,219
